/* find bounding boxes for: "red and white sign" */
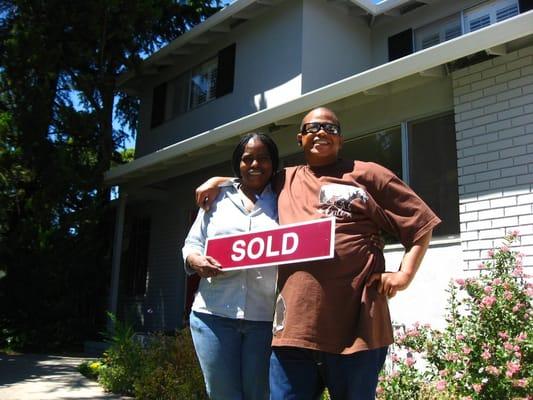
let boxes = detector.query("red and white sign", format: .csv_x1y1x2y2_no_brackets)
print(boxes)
205,218,335,270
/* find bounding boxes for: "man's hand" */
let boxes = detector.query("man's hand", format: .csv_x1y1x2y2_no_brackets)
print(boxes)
195,177,231,210
186,253,223,278
366,271,412,298
366,230,433,298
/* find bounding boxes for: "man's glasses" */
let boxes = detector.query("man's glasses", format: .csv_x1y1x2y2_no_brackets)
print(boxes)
301,122,341,136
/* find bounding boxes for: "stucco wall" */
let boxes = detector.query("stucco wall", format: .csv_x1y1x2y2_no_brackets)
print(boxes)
453,45,533,270
135,0,304,157
301,0,372,92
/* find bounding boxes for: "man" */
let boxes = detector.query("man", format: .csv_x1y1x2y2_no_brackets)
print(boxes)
197,107,441,399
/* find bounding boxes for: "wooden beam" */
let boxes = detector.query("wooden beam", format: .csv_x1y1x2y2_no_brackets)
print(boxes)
486,44,507,56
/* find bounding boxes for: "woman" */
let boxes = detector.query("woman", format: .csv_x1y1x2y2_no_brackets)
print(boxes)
182,132,279,400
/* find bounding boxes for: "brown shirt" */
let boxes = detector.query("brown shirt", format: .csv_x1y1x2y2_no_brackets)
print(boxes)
272,159,441,354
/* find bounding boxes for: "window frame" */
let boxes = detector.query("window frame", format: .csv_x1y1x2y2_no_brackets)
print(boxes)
341,111,460,239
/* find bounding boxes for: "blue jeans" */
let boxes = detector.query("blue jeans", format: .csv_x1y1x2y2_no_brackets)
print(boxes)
189,311,272,400
269,346,388,400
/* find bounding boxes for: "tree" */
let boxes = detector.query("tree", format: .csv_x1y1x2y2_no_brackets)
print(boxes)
0,0,220,351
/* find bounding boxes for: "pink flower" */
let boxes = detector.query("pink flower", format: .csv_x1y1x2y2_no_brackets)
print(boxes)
481,296,497,308
492,278,502,285
406,329,420,337
504,290,513,300
405,357,416,367
473,383,482,393
485,365,500,376
376,386,384,394
516,332,527,342
512,304,524,313
481,349,491,360
512,266,524,277
500,245,509,253
456,334,465,341
462,397,473,400
455,278,466,287
509,229,520,237
477,262,486,270
512,378,527,388
487,249,495,257
436,380,447,391
439,369,448,377
445,352,459,361
504,342,514,351
505,361,520,377
484,286,493,294
498,331,509,340
462,346,472,355
391,353,400,362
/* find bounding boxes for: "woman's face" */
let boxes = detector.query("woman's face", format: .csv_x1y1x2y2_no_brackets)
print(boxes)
239,137,273,193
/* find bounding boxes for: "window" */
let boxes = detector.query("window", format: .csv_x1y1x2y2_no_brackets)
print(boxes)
171,43,236,118
408,114,459,237
393,0,524,56
464,0,519,33
190,57,218,109
341,113,459,238
342,127,403,180
149,44,236,127
150,83,167,128
414,14,462,51
388,29,414,61
121,216,150,297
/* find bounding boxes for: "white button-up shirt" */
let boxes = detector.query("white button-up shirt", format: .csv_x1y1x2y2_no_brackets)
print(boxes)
182,181,278,322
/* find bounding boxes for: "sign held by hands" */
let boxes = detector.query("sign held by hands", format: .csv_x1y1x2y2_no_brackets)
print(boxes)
205,218,335,270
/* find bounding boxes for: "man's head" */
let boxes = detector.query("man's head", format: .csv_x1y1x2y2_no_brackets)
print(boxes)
297,107,343,167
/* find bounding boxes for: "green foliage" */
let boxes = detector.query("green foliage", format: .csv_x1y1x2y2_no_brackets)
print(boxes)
78,360,103,380
93,313,207,399
0,0,221,352
98,312,143,395
133,330,208,400
378,232,532,399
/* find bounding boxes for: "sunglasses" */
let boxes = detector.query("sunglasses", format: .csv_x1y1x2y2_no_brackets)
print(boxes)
301,122,341,136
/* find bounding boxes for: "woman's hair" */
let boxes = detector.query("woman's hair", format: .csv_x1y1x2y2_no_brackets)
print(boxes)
231,132,279,178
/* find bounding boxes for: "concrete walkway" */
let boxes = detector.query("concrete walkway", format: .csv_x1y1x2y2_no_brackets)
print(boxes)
0,352,130,399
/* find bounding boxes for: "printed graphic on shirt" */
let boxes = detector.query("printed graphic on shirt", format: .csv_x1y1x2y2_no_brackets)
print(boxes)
272,294,286,334
317,183,368,218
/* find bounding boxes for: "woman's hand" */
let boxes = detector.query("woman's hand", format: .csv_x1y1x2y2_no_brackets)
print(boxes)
186,253,223,278
195,177,231,210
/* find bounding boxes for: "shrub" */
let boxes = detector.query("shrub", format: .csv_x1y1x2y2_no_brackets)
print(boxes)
97,312,143,395
378,232,532,399
133,329,207,400
78,360,102,380
89,312,207,399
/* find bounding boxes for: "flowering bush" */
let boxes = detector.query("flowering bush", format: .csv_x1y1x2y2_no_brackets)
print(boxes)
378,232,532,399
82,312,207,399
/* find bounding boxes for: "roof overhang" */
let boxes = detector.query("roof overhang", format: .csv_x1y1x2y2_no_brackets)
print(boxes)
106,11,533,186
118,0,413,91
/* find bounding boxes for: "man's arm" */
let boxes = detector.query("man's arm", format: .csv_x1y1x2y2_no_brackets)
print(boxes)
366,230,432,298
195,177,232,210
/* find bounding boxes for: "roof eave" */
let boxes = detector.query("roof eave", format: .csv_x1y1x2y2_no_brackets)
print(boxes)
105,11,533,185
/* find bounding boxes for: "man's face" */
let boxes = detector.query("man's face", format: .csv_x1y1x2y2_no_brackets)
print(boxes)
297,108,343,167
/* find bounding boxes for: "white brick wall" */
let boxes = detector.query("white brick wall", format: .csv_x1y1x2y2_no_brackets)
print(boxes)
453,46,533,270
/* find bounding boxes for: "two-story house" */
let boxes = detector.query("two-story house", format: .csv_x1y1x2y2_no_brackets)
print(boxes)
105,0,533,332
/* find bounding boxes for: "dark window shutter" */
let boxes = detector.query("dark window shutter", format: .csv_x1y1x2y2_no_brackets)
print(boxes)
216,43,236,98
151,82,167,128
519,0,533,12
388,29,414,61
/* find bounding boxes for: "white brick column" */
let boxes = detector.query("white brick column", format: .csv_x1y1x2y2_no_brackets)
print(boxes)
452,45,533,269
